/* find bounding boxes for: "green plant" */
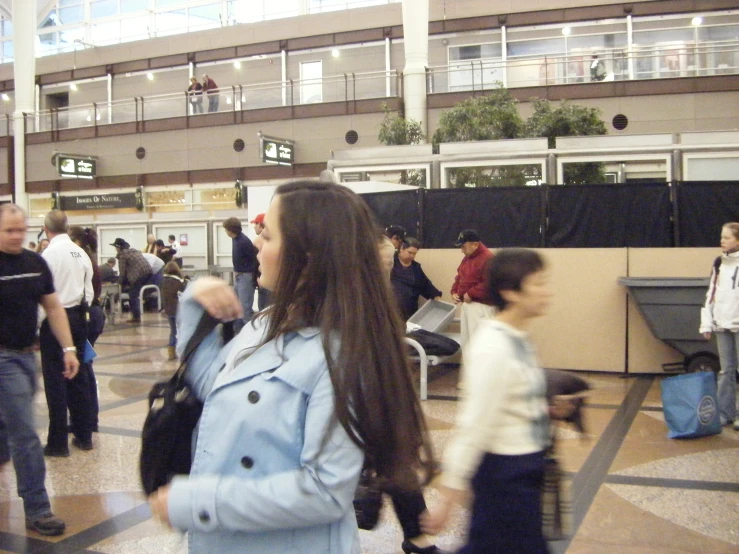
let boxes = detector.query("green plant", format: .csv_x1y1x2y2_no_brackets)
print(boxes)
377,105,426,186
432,87,523,147
378,105,425,146
523,99,608,184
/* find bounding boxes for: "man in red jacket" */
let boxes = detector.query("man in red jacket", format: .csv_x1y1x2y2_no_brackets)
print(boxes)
451,229,495,348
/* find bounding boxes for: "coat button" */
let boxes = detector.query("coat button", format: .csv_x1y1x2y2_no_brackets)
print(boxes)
198,511,210,523
248,390,260,404
241,456,254,469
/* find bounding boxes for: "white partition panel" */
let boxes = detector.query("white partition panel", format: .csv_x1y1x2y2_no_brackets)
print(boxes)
213,219,256,269
97,225,148,265
152,223,208,270
26,227,44,250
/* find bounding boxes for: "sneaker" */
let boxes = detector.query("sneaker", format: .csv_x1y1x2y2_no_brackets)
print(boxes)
72,437,93,451
26,513,65,536
733,420,739,431
43,445,70,458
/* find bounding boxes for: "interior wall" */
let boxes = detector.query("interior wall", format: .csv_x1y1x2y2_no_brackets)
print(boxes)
415,247,628,372
427,90,739,138
416,246,719,374
24,112,386,182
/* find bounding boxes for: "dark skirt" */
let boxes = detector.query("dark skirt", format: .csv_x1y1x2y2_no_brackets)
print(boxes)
458,451,549,554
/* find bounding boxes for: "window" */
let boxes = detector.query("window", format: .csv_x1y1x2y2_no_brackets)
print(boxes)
1,18,12,36
121,0,148,13
189,3,222,31
300,60,323,104
91,21,121,46
91,0,119,19
59,5,85,25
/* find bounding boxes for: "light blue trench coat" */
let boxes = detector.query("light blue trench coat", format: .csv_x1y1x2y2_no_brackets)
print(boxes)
167,289,364,553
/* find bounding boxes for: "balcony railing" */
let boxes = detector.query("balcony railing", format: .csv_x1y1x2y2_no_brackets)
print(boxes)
427,40,739,93
17,70,399,135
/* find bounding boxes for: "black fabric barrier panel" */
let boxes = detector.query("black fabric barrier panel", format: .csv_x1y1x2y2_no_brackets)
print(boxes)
422,187,543,249
546,183,672,248
359,189,421,238
676,182,739,247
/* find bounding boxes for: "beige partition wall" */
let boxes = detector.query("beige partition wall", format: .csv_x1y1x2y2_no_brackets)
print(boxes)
625,248,717,373
415,248,628,372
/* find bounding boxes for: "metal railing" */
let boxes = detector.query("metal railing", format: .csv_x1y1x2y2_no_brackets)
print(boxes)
427,40,739,93
15,70,399,135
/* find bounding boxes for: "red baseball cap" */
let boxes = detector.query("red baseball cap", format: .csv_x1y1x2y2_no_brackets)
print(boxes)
250,213,265,224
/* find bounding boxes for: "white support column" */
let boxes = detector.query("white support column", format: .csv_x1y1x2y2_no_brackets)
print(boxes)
385,37,391,97
281,50,288,106
107,73,112,124
501,25,507,88
401,0,428,139
12,0,36,211
627,15,634,80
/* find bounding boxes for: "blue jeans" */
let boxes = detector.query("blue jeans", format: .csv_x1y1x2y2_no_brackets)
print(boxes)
207,94,219,112
168,315,178,347
715,330,739,424
0,351,52,518
234,272,255,333
128,275,150,319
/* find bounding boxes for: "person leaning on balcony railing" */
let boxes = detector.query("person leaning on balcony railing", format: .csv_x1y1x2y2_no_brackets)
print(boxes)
187,77,203,114
202,74,219,113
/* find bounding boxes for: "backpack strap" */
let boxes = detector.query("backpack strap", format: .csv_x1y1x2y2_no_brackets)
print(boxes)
708,256,722,305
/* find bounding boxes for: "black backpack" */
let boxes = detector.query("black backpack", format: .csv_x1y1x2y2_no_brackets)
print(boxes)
406,329,460,357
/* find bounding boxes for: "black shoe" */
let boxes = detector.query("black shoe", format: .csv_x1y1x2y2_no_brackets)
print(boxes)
26,513,65,536
401,540,451,554
72,437,93,451
43,445,70,458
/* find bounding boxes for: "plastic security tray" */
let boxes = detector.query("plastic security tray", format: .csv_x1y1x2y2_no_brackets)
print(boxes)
407,299,456,333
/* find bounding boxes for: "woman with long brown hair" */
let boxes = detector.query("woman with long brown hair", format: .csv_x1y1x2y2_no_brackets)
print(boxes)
148,181,434,553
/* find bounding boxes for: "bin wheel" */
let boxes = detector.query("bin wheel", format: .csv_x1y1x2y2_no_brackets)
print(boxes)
686,354,719,377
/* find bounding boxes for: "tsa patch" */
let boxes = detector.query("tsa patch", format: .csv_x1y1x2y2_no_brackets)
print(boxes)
697,395,717,425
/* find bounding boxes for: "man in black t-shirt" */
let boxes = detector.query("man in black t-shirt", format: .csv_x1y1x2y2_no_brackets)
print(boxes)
0,204,79,537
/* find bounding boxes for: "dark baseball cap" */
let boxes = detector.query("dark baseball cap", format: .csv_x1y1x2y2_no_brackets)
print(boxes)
454,229,481,247
110,238,129,249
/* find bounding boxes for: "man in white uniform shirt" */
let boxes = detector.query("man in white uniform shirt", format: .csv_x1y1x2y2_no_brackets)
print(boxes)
142,252,165,287
40,210,96,456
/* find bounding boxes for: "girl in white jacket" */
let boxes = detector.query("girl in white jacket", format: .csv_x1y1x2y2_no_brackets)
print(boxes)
700,222,739,429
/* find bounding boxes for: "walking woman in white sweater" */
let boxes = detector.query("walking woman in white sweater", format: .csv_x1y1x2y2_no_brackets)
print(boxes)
423,248,556,554
700,222,739,430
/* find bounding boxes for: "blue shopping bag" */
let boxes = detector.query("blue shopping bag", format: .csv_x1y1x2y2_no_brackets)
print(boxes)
83,340,97,363
660,372,721,439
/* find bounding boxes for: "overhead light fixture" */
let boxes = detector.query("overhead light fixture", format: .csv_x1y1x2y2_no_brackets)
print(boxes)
234,61,241,69
146,72,154,80
331,48,340,57
70,83,78,91
1,93,9,101
691,16,703,26
561,27,571,36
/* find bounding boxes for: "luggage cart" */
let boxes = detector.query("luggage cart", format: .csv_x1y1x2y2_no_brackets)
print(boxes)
618,277,719,374
405,300,459,400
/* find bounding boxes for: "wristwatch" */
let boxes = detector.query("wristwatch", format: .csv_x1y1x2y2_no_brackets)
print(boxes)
62,346,77,353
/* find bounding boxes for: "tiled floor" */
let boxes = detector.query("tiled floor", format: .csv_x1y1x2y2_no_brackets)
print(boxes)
1,313,737,553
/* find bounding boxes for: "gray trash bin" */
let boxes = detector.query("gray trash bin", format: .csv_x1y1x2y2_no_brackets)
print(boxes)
618,277,719,373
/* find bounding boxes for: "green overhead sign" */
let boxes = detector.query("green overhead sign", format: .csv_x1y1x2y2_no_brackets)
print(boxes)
260,135,294,166
56,155,97,179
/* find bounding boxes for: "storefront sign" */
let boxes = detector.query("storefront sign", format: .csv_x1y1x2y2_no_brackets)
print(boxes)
57,155,97,179
60,193,138,211
260,135,294,166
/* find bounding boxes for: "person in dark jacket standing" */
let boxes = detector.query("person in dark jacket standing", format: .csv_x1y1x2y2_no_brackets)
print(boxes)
112,238,152,324
222,217,258,331
161,262,187,361
202,74,219,112
391,237,442,321
187,76,203,114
